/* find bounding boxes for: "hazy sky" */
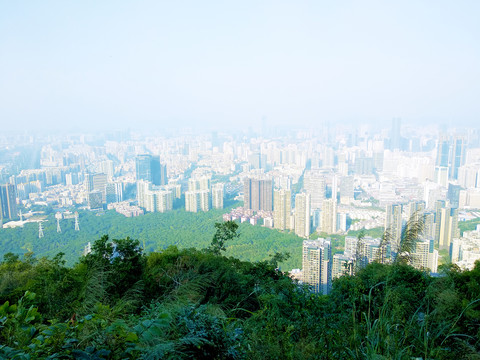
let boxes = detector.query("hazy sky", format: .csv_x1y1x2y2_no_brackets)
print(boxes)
1,1,479,132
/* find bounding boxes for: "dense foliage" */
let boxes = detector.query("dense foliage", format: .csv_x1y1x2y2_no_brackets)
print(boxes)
1,222,480,359
0,208,304,270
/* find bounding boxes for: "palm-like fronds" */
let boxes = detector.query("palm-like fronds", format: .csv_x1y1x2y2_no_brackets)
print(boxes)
395,212,425,265
77,265,113,316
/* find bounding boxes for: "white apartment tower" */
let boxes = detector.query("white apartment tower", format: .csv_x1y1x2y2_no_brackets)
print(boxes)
321,198,337,234
211,183,224,209
295,193,311,238
303,170,326,211
274,189,291,231
302,239,332,295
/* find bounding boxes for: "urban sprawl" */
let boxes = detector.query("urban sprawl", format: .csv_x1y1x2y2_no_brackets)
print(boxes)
1,121,480,294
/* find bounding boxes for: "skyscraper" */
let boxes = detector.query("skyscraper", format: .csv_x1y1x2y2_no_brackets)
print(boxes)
87,190,103,210
423,212,435,240
188,176,211,191
385,204,403,251
339,176,354,205
434,200,445,244
136,155,167,186
410,239,438,273
303,170,326,211
99,160,114,182
295,193,311,238
436,134,450,167
321,199,337,234
86,173,108,203
0,184,17,222
274,189,291,231
447,183,461,208
405,201,425,222
137,180,174,213
438,207,459,250
185,190,209,212
450,135,466,180
244,177,273,211
105,182,123,204
302,239,332,295
390,117,402,150
211,183,224,209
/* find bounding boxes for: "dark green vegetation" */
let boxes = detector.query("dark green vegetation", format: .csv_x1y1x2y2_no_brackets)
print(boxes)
0,208,304,270
1,222,480,359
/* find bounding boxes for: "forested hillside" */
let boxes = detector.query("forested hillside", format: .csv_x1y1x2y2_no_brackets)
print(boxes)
1,222,480,359
0,208,304,270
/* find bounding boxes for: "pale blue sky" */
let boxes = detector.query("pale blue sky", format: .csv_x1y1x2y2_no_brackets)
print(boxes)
1,1,479,131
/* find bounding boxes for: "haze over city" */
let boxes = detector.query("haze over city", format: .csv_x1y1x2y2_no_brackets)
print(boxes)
4,2,480,358
1,0,480,132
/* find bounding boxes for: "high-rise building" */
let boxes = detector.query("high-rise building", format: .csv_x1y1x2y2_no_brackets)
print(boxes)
65,173,79,186
99,160,114,182
274,189,291,231
105,182,123,204
188,176,211,191
137,180,174,213
136,155,167,186
321,199,337,234
0,184,17,222
243,177,273,211
436,134,450,167
373,151,384,172
87,190,103,210
410,239,438,273
248,153,267,170
434,200,445,244
211,183,224,209
390,117,402,150
344,236,391,269
438,207,459,250
385,204,403,251
423,212,435,240
355,157,375,175
303,170,326,211
136,155,153,183
447,183,461,208
331,175,338,203
86,173,108,203
405,201,425,222
295,193,311,238
332,254,354,279
185,190,210,212
450,136,466,180
339,176,354,205
302,239,332,295
154,189,174,212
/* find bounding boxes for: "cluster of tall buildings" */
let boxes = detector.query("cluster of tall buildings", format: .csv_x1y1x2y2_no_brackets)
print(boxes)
301,231,438,295
435,134,467,184
451,225,480,270
86,172,123,210
137,180,177,213
184,176,224,212
242,171,345,239
133,155,225,214
0,184,17,224
185,177,211,212
385,200,459,253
